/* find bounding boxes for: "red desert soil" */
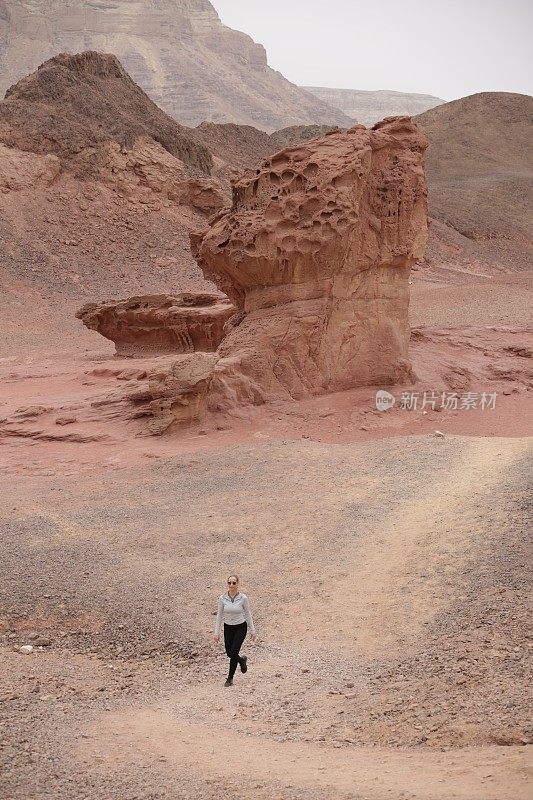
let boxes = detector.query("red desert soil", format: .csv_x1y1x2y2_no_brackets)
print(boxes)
1,59,532,800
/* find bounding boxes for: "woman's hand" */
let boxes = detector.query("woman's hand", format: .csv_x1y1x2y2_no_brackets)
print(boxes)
250,632,257,643
213,634,220,643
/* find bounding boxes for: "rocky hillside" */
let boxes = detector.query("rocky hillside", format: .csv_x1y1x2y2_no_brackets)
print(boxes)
0,0,353,132
0,50,222,354
193,121,336,178
304,87,444,126
415,92,533,271
0,51,213,177
0,51,344,353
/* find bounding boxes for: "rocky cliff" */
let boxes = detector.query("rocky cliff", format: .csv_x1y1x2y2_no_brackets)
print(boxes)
0,0,354,131
304,87,444,127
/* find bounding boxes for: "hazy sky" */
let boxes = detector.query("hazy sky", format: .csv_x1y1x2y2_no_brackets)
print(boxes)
211,0,533,100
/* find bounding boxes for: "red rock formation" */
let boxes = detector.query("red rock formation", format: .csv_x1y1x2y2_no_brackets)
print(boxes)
76,293,235,356
192,118,429,408
129,354,220,434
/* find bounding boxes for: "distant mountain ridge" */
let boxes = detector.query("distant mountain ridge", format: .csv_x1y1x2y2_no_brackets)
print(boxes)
304,86,444,126
0,0,354,132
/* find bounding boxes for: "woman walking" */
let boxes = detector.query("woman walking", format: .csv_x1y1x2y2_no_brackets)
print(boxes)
213,574,256,686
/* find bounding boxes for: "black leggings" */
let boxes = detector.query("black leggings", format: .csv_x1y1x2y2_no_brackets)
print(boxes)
223,621,247,679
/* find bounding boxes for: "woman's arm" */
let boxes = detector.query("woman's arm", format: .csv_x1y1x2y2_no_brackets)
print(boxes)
214,596,224,636
242,595,256,635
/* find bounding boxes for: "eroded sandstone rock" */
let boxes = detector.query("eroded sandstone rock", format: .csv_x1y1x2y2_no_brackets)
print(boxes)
192,118,429,408
128,354,219,434
76,293,235,356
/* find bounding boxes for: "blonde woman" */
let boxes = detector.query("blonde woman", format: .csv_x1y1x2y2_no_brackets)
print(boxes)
213,574,257,686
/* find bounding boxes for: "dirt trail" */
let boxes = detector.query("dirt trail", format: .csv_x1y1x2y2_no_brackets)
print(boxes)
80,707,531,800
308,437,530,656
1,435,531,799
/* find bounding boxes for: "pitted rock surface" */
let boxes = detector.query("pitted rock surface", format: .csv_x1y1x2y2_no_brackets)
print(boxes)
192,118,429,407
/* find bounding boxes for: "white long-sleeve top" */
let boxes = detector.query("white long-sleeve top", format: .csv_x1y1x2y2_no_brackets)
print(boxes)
214,592,256,636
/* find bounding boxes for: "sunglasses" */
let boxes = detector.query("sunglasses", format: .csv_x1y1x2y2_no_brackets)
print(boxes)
228,580,237,585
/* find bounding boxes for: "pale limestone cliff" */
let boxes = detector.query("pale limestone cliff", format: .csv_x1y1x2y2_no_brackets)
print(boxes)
0,0,354,131
304,87,444,127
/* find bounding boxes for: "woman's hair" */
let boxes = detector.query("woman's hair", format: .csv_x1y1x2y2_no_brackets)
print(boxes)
228,574,239,582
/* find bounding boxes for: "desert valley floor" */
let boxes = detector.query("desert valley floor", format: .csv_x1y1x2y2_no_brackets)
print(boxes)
0,42,532,800
1,264,532,800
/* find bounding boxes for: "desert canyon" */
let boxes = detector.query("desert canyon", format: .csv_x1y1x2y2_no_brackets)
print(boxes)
0,3,532,800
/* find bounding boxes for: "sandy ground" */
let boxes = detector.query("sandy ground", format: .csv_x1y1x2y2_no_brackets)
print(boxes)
1,435,532,799
0,314,531,478
409,270,533,327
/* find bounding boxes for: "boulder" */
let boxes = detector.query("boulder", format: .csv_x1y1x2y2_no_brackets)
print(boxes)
191,118,429,408
76,293,235,356
177,178,230,215
96,139,229,212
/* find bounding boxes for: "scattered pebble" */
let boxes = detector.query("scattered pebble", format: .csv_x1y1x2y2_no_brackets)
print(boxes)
32,636,51,647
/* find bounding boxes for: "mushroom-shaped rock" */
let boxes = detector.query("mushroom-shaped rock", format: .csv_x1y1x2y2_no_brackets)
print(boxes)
76,293,235,356
191,118,428,407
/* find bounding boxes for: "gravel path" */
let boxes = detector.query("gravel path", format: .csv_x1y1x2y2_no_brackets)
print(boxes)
1,435,532,799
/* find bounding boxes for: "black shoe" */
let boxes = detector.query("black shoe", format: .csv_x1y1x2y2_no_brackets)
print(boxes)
224,678,233,687
240,656,248,674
